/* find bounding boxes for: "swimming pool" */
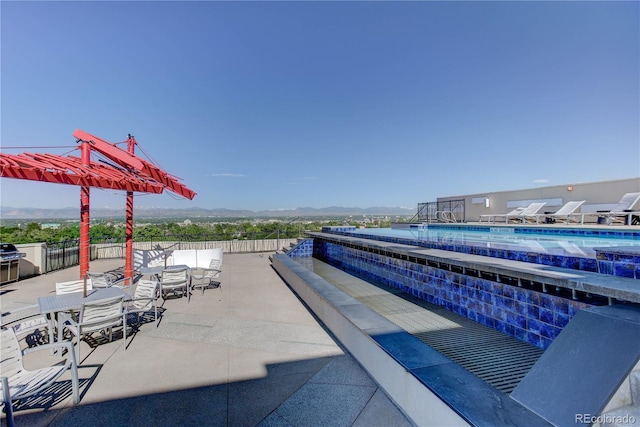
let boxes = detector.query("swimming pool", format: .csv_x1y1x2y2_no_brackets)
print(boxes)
344,226,640,258
320,225,640,278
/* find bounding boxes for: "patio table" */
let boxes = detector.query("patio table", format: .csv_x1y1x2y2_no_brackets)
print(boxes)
39,287,129,347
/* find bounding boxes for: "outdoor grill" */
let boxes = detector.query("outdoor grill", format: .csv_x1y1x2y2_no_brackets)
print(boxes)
0,243,24,285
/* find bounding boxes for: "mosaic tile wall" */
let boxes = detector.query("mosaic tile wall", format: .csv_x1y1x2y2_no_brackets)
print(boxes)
286,238,314,257
595,247,640,279
298,238,591,350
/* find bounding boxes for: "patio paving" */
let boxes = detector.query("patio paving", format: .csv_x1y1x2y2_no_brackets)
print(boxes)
1,253,414,427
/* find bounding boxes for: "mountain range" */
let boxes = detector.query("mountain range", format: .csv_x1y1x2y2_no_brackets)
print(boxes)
0,206,416,220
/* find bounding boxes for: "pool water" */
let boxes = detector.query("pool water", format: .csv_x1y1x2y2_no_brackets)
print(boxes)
345,227,640,258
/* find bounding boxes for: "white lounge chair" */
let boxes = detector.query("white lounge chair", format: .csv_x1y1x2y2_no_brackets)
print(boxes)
479,207,526,223
513,202,547,224
534,200,586,224
481,202,547,224
602,192,640,225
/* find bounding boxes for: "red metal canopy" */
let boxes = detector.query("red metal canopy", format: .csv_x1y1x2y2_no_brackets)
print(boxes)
0,130,197,283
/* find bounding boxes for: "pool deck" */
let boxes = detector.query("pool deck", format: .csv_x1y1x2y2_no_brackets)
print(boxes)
0,253,413,427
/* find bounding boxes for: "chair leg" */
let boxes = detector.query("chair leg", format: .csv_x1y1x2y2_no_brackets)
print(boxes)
123,313,127,352
75,331,81,364
66,351,80,405
2,376,14,427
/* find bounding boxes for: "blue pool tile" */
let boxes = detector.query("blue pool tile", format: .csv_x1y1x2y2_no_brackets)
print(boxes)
554,312,570,328
539,308,554,324
615,261,636,278
540,294,555,310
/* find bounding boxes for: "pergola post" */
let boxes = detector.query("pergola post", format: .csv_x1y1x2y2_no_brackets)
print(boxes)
125,135,135,286
79,139,90,279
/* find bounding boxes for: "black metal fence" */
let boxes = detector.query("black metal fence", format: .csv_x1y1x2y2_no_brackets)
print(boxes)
45,239,84,273
416,199,466,223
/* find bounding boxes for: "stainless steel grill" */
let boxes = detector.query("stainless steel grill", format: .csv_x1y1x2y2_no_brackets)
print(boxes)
1,243,24,285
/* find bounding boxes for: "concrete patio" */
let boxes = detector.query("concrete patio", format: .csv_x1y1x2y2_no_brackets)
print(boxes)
1,253,413,427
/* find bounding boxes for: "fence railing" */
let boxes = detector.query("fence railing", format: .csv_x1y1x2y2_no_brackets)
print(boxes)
44,237,299,273
415,199,466,223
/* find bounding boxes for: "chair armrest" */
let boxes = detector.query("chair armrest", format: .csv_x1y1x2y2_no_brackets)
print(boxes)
1,304,42,328
191,268,221,279
126,297,157,307
23,340,75,357
57,311,78,326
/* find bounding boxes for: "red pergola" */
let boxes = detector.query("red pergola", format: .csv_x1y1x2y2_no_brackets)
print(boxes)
0,129,196,284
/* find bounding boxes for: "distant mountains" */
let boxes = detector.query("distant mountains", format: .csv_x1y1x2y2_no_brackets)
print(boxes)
0,206,416,220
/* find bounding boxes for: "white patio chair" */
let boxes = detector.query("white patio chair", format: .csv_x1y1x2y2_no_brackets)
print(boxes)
126,280,160,329
191,257,222,296
1,304,51,348
58,295,127,362
159,267,191,301
56,279,92,295
86,272,113,289
1,319,79,426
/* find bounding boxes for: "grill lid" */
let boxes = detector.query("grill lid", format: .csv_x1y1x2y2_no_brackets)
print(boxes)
0,243,18,254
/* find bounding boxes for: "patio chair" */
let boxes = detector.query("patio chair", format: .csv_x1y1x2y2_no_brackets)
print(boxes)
56,279,92,295
58,295,127,362
159,267,191,301
534,200,586,224
126,280,160,329
601,192,640,225
1,317,79,426
191,255,223,296
1,304,51,348
86,272,113,289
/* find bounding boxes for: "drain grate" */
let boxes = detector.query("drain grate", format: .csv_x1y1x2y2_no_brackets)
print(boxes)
311,259,544,394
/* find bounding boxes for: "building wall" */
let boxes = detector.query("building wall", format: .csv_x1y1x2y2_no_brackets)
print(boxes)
440,177,640,223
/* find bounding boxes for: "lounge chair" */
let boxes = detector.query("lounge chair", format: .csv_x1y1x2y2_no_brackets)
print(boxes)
481,202,547,224
479,207,526,223
534,200,586,224
513,202,548,224
600,192,640,225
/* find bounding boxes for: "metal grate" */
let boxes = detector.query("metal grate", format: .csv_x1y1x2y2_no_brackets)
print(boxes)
311,259,543,394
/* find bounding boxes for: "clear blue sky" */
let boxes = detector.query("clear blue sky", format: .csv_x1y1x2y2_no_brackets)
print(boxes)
1,1,638,212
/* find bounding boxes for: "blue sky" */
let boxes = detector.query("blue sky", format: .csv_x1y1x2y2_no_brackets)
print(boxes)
1,1,638,212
